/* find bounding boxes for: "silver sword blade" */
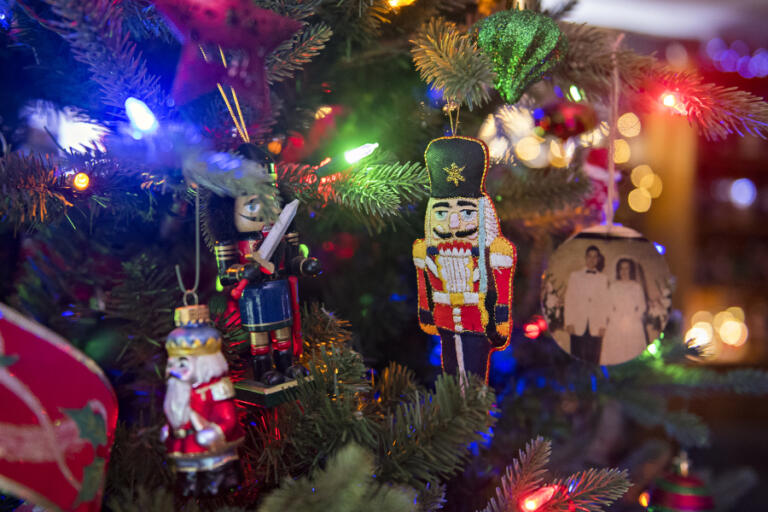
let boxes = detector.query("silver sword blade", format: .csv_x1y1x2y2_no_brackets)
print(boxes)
256,199,300,261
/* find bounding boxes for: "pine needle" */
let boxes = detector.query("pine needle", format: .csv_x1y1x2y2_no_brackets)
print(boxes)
478,437,630,512
258,444,417,512
556,23,768,139
411,18,496,110
277,160,428,224
488,162,592,222
550,468,631,512
37,0,167,120
0,153,72,228
268,24,334,83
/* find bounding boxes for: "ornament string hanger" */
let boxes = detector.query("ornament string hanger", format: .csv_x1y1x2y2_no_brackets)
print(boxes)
605,33,625,230
445,100,461,135
199,45,250,143
175,188,202,306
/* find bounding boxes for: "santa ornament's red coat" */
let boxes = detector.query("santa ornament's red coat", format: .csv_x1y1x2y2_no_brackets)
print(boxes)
165,376,244,459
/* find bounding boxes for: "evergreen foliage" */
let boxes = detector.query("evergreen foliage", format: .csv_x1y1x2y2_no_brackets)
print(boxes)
258,443,417,512
3,0,768,510
411,17,496,109
487,161,592,222
478,437,629,512
34,0,167,119
268,23,334,83
0,153,70,226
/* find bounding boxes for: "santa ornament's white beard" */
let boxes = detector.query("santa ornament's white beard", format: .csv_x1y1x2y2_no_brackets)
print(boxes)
164,377,192,429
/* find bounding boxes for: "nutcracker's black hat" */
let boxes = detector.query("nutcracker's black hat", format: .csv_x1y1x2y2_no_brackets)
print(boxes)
425,136,489,199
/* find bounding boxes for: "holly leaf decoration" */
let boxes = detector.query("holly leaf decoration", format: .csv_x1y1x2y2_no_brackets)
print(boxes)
62,405,107,448
0,354,18,367
73,457,106,507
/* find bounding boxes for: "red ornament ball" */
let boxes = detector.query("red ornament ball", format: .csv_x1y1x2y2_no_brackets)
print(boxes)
648,471,714,512
534,101,597,139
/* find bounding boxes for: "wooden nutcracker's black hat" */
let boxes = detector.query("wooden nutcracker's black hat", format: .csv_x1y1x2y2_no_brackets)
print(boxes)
425,136,489,199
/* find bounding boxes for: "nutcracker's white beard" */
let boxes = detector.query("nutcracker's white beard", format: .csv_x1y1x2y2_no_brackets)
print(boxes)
164,353,229,428
164,377,191,429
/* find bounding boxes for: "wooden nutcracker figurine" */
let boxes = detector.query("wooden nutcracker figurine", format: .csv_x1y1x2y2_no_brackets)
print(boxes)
213,145,320,386
162,304,244,496
412,136,516,383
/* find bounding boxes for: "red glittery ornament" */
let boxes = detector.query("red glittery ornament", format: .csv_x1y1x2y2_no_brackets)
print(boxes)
535,101,598,139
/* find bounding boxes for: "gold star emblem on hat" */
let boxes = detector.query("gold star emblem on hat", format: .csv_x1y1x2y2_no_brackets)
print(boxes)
444,162,466,186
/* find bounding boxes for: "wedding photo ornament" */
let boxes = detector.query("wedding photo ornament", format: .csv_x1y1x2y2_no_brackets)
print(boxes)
541,225,673,365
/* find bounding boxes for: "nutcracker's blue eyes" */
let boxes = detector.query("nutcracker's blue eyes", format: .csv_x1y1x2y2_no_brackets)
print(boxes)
434,211,447,220
460,209,477,221
244,202,261,214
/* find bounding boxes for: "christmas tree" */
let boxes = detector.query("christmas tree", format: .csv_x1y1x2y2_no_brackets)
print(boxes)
1,0,768,510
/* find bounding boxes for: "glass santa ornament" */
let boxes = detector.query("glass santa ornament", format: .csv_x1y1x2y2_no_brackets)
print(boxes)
162,304,244,496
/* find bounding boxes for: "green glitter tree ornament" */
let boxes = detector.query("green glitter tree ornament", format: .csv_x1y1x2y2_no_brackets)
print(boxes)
475,10,567,104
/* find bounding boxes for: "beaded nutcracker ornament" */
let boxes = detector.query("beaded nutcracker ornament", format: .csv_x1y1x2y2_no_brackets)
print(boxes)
413,136,516,383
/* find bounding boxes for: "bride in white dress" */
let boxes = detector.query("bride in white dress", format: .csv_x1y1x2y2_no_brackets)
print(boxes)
601,258,648,365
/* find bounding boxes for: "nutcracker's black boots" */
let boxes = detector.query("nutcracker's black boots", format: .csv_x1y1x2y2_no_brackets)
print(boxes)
251,353,273,383
273,349,293,374
252,353,285,385
274,349,309,380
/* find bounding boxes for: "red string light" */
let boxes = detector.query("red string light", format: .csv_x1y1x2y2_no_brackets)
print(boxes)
520,485,558,511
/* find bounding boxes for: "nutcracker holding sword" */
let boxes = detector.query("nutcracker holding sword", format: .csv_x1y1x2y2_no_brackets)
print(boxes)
213,145,321,386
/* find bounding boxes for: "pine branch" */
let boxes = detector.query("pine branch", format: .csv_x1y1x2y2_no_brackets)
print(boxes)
543,0,579,20
416,481,447,512
256,0,323,22
375,373,496,486
507,437,553,501
374,362,421,410
103,252,177,347
268,24,334,83
315,0,391,45
0,153,73,228
659,410,710,448
480,437,551,512
104,424,173,509
277,160,428,229
299,302,354,361
120,0,176,43
479,438,629,512
554,22,656,99
556,23,768,139
333,161,429,218
655,70,768,139
411,18,496,109
278,346,377,475
258,444,417,512
550,468,631,512
108,487,182,512
488,163,592,222
36,0,167,120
